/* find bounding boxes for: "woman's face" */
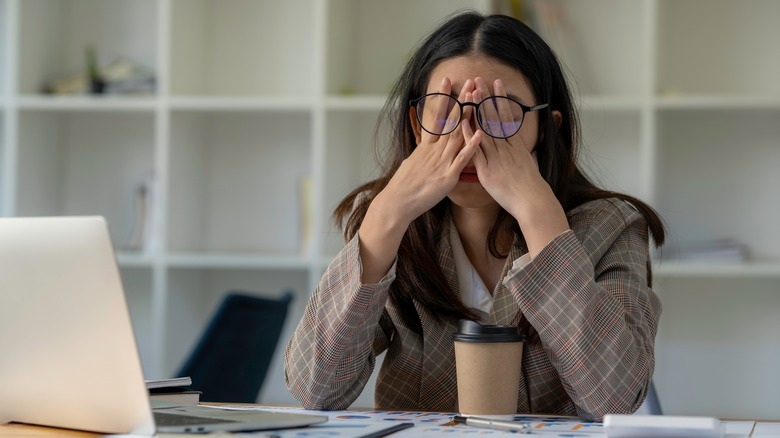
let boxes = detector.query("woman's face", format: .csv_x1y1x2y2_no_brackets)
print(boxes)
414,55,543,211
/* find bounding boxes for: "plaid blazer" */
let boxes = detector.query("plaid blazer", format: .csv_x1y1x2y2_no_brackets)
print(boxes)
285,198,661,420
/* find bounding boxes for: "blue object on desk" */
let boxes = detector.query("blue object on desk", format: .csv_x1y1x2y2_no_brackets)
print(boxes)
175,291,294,403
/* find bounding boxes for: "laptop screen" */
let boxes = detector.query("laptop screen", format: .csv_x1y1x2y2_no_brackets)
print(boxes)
0,217,155,434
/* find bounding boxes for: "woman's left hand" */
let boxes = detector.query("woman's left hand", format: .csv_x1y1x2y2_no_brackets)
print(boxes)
463,77,570,257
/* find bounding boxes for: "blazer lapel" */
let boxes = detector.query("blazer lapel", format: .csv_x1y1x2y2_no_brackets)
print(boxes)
438,217,460,299
487,238,524,326
488,236,530,413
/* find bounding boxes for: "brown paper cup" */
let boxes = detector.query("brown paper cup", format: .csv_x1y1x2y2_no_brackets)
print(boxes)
453,320,525,420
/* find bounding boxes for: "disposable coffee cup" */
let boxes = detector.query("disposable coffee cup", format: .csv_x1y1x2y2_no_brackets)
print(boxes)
452,319,525,420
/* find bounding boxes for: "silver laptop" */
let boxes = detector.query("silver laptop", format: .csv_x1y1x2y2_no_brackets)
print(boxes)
0,216,327,435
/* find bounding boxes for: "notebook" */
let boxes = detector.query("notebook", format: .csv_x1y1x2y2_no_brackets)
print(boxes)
0,216,327,435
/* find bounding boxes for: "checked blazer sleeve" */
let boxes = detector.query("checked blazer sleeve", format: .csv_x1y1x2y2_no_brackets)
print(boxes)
503,198,661,420
284,233,396,410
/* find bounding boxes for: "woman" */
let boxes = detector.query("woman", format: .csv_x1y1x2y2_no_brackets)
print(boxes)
284,11,665,420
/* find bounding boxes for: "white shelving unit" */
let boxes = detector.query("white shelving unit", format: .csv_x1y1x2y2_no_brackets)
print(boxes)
1,0,778,417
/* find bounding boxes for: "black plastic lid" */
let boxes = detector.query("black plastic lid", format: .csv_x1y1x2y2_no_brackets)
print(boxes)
451,319,525,343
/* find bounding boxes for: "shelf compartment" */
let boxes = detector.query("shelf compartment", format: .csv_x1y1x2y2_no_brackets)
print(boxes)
321,108,383,256
655,109,780,261
578,107,646,200
528,0,648,98
168,110,312,255
121,266,155,377
17,0,158,95
16,110,156,248
164,267,309,403
657,0,780,97
169,0,315,97
325,0,488,97
654,277,780,419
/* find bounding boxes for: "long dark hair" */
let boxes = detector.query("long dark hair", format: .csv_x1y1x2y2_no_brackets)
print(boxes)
333,11,665,332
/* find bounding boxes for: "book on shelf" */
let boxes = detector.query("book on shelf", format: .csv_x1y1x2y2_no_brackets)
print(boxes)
145,377,200,404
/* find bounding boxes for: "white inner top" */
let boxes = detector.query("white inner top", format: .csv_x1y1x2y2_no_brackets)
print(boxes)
449,218,532,321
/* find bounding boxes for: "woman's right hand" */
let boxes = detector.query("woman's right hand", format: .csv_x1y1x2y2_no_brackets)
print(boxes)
377,77,482,225
357,77,482,283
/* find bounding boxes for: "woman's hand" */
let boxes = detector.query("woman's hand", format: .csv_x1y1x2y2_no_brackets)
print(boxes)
357,77,483,283
378,77,483,225
464,77,569,257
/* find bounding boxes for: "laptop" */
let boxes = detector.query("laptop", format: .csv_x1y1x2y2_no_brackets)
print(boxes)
0,216,327,435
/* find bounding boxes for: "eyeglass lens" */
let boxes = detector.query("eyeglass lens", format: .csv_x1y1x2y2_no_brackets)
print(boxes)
415,94,526,138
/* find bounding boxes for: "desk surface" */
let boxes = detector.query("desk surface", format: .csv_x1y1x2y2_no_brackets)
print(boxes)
2,407,779,437
0,422,98,437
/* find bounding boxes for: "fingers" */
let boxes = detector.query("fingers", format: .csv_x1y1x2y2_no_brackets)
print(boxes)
454,123,482,171
472,87,497,153
446,79,474,143
474,77,499,137
472,135,488,170
459,79,475,105
476,76,518,139
460,90,476,141
423,77,453,141
493,79,518,138
420,76,477,144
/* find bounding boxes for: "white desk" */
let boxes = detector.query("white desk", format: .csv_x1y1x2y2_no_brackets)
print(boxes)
2,408,779,437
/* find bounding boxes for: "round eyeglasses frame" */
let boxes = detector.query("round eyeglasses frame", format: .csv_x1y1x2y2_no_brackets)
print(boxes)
410,93,550,139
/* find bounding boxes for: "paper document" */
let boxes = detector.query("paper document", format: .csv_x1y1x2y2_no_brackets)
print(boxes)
211,406,766,437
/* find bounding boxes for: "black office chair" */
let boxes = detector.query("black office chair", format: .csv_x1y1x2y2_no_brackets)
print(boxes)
175,290,294,403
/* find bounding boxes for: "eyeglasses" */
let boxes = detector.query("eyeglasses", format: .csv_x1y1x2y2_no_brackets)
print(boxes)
410,93,549,139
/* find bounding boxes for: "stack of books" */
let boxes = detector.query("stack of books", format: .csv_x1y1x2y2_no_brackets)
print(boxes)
145,377,200,404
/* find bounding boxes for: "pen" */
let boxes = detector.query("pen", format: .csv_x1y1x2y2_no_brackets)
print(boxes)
452,415,532,434
358,422,414,438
